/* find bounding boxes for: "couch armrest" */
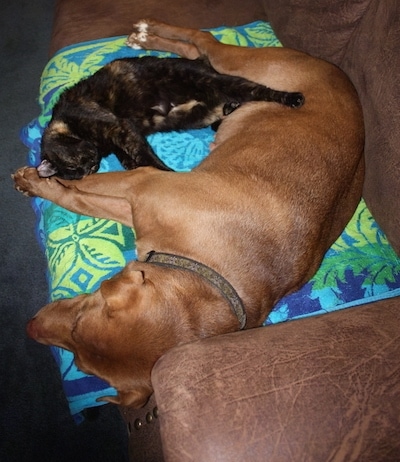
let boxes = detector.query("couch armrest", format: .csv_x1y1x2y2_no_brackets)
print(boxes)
119,394,163,462
152,298,400,461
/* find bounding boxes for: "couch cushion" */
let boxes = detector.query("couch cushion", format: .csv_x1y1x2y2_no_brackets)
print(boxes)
262,0,400,255
342,0,400,256
262,0,369,64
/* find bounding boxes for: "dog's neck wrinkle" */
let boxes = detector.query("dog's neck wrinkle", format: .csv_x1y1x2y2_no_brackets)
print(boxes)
146,251,247,330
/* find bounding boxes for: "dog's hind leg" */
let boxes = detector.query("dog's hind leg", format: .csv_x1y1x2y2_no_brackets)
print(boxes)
127,24,304,108
127,21,201,59
127,19,244,68
127,19,307,94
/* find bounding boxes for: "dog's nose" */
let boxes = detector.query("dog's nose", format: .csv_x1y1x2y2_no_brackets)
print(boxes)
26,318,39,340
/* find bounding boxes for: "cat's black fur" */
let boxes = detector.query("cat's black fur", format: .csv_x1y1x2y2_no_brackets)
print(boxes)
39,56,304,180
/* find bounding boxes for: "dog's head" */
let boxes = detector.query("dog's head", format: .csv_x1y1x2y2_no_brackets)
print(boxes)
39,121,101,180
26,262,185,407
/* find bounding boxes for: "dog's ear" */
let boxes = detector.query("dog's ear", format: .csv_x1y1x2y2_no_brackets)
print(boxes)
100,268,145,311
97,386,152,408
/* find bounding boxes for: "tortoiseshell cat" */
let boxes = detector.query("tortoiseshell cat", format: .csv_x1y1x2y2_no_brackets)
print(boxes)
38,56,304,179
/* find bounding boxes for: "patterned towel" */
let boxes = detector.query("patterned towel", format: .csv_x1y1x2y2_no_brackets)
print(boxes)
20,21,400,420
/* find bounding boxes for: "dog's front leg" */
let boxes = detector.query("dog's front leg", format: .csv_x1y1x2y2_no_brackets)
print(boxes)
13,167,133,227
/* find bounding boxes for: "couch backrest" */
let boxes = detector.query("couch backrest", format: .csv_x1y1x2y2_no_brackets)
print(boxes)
263,0,400,255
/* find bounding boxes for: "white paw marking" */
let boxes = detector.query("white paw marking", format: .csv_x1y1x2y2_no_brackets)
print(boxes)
126,39,142,50
137,31,148,42
126,21,149,49
126,32,147,49
136,21,149,33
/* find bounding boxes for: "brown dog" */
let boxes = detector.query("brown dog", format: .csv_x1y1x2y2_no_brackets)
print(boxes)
13,19,364,408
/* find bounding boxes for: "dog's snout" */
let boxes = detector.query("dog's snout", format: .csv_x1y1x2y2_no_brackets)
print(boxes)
26,318,39,340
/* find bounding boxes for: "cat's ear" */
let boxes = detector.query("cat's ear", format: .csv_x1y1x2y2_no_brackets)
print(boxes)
151,100,171,115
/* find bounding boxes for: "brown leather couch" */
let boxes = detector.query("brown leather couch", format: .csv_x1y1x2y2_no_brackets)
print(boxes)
49,0,400,460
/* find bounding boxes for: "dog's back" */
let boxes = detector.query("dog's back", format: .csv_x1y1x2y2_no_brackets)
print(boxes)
128,43,364,326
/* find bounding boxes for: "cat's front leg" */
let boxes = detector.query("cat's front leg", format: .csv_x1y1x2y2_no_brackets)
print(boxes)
111,121,171,171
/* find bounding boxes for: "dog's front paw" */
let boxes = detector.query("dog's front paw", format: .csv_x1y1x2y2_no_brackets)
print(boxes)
12,167,39,197
12,166,62,198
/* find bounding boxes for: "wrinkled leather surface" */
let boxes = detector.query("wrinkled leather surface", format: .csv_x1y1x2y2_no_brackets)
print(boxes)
262,0,400,255
153,298,400,462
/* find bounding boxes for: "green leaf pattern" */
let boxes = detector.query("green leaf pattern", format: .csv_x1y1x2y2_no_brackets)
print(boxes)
42,203,135,300
313,200,400,291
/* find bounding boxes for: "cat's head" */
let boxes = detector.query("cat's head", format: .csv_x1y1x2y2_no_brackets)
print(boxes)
38,120,101,180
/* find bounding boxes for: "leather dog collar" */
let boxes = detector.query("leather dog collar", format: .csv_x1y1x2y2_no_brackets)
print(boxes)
145,251,247,329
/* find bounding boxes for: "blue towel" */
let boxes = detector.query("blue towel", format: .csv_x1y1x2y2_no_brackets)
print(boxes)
20,21,400,420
